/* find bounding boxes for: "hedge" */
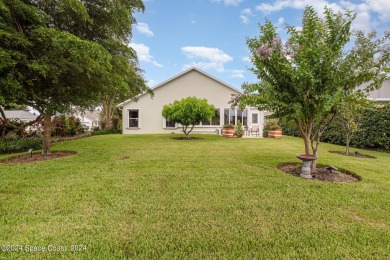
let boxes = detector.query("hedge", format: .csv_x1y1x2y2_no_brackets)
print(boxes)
279,103,390,151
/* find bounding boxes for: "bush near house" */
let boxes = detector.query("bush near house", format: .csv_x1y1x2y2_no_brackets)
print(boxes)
0,138,42,154
280,104,390,151
0,119,29,139
51,116,84,137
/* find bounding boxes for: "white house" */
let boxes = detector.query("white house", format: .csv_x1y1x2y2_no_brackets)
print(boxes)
118,68,265,135
3,110,38,122
72,110,100,130
357,80,390,102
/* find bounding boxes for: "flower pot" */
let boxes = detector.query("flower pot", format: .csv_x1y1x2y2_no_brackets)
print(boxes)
268,129,282,138
223,128,234,138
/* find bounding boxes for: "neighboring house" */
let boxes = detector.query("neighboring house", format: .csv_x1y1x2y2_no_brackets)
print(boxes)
118,67,265,135
3,110,38,122
72,110,100,130
2,110,39,131
357,80,390,102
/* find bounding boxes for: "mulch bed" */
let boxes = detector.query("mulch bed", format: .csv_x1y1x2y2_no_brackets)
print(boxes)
171,137,203,140
328,150,376,158
1,151,76,164
278,162,361,183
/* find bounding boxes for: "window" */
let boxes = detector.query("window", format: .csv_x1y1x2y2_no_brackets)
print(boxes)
252,113,258,124
201,109,220,126
229,109,236,124
128,109,139,128
211,109,220,125
164,119,176,128
224,109,229,125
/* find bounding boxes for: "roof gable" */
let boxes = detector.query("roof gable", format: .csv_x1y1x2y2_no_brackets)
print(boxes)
118,67,242,107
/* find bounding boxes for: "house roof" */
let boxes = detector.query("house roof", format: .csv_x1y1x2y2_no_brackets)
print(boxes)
3,110,37,120
117,67,243,107
72,110,100,121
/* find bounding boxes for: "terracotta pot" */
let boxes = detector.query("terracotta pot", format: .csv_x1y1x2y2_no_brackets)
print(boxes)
268,129,282,138
223,128,234,138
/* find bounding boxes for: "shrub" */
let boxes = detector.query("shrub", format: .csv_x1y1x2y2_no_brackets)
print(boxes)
223,123,234,128
279,103,390,151
0,118,27,139
264,119,281,132
353,104,390,150
91,129,121,135
52,116,84,137
234,120,244,137
0,138,42,154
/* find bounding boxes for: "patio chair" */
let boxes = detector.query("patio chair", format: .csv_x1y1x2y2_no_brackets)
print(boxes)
249,125,259,137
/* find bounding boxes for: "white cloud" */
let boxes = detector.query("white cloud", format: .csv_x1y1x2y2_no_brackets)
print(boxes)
231,69,245,78
255,0,390,31
242,56,251,62
181,46,233,72
240,8,254,24
135,23,154,37
212,0,245,6
129,43,162,67
147,79,156,86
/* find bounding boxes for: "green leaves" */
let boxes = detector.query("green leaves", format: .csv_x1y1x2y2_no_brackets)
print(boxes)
162,97,215,137
237,5,389,156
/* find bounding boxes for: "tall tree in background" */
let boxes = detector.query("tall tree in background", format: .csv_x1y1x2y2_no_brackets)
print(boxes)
0,0,149,153
34,0,150,129
231,6,389,172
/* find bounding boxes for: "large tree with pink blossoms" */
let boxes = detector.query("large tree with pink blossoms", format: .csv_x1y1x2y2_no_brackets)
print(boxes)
232,6,389,172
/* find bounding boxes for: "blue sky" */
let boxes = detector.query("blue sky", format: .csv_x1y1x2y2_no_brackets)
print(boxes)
131,0,390,90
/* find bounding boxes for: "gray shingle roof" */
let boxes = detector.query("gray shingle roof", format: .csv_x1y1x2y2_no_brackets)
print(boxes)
3,110,38,121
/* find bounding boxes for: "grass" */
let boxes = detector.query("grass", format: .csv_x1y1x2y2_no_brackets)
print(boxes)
1,134,390,259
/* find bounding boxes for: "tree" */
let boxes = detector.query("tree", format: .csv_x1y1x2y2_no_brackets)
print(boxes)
162,97,215,138
334,92,371,155
0,0,149,153
43,0,151,130
0,1,111,154
231,6,389,172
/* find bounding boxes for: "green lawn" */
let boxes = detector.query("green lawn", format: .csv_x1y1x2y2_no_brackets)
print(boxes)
1,134,390,259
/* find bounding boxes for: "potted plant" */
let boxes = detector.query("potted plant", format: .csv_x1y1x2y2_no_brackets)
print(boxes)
222,123,234,138
264,119,282,138
234,120,244,138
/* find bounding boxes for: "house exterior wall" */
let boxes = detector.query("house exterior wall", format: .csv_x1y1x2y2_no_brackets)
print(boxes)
357,80,390,101
121,69,264,135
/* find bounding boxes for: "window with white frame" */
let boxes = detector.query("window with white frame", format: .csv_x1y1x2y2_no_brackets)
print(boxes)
252,113,259,124
128,109,139,128
199,108,220,126
223,108,248,125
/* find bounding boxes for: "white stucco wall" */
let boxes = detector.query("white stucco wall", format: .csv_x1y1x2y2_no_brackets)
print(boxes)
121,68,263,134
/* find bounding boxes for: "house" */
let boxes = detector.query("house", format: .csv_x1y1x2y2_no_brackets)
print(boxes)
3,110,38,122
2,110,39,131
72,110,100,130
118,68,265,135
358,80,390,102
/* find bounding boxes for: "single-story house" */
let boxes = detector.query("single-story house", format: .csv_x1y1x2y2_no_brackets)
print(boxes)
118,67,265,135
72,110,100,130
3,110,38,122
2,110,39,131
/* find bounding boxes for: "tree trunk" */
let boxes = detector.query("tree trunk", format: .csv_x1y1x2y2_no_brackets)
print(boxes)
42,112,52,155
101,98,115,130
304,136,311,154
346,136,350,156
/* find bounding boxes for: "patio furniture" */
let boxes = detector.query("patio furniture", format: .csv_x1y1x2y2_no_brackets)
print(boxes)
249,126,259,136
